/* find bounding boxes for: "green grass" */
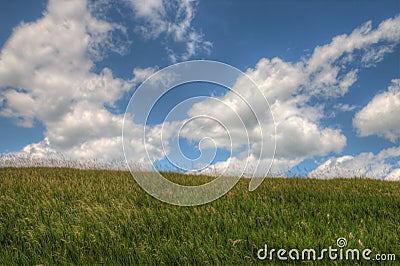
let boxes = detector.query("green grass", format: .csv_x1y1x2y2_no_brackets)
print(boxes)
0,167,399,265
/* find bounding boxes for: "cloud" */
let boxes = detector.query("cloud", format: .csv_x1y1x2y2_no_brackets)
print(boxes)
386,168,400,181
0,90,36,127
131,66,158,84
200,156,302,177
306,16,400,98
309,146,400,180
334,103,357,112
0,0,163,162
179,15,400,175
0,0,129,118
14,138,60,159
353,79,400,142
0,138,65,167
128,0,212,62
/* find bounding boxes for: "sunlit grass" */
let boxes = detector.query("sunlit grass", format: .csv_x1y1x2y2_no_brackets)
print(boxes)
0,167,399,264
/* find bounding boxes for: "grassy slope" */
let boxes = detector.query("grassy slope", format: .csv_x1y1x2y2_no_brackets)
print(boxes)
0,167,399,265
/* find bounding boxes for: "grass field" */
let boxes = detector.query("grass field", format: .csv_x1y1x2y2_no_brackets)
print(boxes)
0,167,399,264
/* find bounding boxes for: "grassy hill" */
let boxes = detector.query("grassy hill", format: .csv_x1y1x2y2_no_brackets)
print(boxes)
0,167,399,264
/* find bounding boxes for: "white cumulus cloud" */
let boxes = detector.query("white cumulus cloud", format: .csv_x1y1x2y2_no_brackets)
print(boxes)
353,79,400,142
386,168,400,181
0,0,163,162
309,146,400,180
186,15,400,175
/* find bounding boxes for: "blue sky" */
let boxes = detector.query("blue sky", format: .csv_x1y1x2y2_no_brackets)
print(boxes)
0,0,399,179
